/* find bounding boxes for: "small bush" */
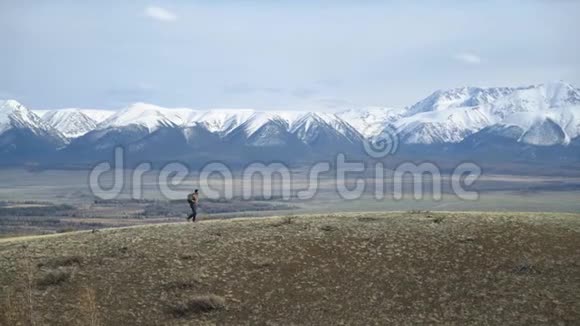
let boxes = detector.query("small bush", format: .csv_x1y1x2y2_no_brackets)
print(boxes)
272,216,295,227
179,253,196,260
38,256,82,269
432,217,444,224
170,295,225,317
37,269,71,287
319,225,337,232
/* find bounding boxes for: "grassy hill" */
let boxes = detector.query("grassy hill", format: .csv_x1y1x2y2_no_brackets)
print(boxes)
1,211,579,325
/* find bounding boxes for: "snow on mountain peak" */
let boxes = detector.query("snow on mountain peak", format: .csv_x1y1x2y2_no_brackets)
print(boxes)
187,109,255,134
240,112,288,137
75,109,115,123
42,109,98,138
4,80,579,148
1,100,49,135
34,108,115,124
337,107,403,137
98,103,182,132
519,117,568,146
490,82,580,122
539,81,580,107
288,113,331,142
0,100,67,145
406,86,514,116
1,100,31,121
1,99,25,110
289,112,327,132
394,81,580,145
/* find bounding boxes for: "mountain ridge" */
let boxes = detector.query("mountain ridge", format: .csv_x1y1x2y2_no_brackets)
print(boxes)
1,81,580,166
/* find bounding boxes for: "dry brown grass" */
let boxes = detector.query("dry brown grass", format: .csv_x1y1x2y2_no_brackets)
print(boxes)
0,211,579,325
0,256,38,325
169,294,226,317
24,256,37,326
164,278,203,291
38,255,82,269
36,269,71,287
0,288,18,326
78,287,100,326
271,215,296,227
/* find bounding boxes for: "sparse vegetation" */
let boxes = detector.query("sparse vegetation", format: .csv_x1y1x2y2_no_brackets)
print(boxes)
78,287,100,326
178,253,196,261
38,255,82,269
164,278,203,291
407,209,431,214
319,224,337,232
142,199,295,217
0,198,297,238
432,216,445,224
0,211,579,325
271,215,296,227
37,269,71,287
357,216,380,222
169,295,226,317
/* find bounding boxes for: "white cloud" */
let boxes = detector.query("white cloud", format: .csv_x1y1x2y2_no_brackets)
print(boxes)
145,6,177,22
454,53,482,65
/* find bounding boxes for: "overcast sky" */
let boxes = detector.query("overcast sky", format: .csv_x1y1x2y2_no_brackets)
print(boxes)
1,0,579,110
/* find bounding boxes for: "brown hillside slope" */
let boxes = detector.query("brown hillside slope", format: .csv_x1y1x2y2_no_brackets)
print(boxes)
1,212,579,325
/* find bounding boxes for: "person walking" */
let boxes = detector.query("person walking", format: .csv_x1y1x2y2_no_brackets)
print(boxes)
186,189,199,222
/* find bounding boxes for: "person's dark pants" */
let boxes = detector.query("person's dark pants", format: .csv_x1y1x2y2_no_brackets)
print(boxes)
187,203,197,221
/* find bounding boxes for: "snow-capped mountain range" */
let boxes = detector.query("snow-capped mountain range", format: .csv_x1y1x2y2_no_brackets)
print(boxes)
393,82,580,145
1,81,580,164
0,100,67,157
0,100,61,137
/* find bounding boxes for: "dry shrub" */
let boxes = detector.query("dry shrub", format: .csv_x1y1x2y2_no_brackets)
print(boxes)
272,216,295,227
38,256,82,269
170,295,226,317
432,217,444,224
319,225,337,232
179,253,196,260
37,269,70,287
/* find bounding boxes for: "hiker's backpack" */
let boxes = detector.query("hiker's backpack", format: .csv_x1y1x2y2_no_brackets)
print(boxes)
187,193,194,203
